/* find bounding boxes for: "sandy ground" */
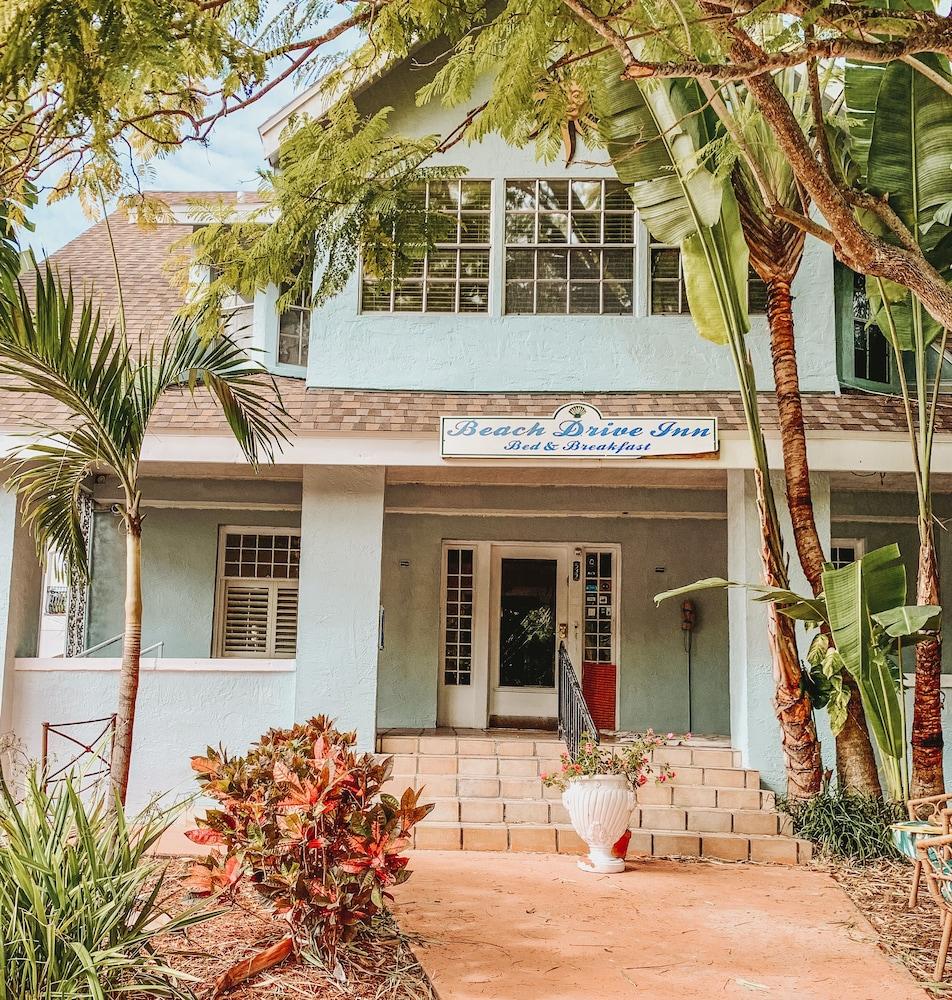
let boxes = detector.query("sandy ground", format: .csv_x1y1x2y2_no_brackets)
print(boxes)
393,851,929,1000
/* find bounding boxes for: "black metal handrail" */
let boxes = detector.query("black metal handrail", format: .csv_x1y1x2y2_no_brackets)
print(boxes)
558,641,599,758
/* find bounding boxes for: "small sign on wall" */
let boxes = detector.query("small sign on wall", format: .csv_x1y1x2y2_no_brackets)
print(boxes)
440,403,718,459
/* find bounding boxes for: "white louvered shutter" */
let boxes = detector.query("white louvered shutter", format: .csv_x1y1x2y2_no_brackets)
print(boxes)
274,587,299,656
222,584,271,654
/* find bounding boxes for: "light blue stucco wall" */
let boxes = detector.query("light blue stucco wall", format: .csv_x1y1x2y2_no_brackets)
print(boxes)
86,477,302,658
377,484,731,735
306,54,839,394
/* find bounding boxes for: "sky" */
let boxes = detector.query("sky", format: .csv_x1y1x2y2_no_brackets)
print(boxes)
24,80,298,258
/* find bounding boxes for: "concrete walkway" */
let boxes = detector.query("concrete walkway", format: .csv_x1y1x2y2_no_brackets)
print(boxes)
393,852,928,1000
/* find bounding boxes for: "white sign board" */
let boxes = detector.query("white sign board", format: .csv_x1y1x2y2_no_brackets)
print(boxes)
440,403,718,459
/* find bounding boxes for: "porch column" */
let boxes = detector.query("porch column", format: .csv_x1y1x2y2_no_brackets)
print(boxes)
296,466,385,749
0,488,42,736
727,469,833,791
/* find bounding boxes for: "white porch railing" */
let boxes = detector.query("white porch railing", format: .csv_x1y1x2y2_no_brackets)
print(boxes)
15,657,295,673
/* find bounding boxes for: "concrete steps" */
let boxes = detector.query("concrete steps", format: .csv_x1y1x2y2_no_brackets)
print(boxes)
377,731,812,865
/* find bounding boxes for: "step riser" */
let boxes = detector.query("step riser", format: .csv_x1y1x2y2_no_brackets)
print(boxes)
382,776,775,811
378,737,742,769
419,800,790,836
411,825,812,866
385,757,763,792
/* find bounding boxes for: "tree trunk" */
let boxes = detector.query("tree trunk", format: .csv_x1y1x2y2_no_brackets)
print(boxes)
110,516,142,805
753,468,823,800
767,276,881,796
912,524,944,796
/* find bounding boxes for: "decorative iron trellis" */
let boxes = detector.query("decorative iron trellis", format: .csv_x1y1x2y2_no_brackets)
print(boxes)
64,491,94,657
41,714,116,790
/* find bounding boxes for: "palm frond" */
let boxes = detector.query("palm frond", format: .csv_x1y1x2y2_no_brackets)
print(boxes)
132,320,290,467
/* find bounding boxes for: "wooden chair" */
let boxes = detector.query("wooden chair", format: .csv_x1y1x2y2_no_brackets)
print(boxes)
891,793,952,908
917,831,952,981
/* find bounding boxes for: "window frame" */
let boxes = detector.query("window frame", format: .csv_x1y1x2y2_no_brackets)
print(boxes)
276,284,311,370
503,177,638,316
358,178,493,315
213,525,302,659
829,537,866,569
648,243,768,316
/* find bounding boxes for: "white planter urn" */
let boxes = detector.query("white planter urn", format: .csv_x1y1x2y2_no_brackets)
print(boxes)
562,774,635,874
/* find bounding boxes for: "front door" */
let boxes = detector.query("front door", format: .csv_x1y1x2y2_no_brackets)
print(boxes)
489,545,568,726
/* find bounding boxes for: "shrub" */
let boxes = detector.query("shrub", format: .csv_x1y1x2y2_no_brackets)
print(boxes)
186,716,432,967
0,768,209,998
780,785,906,862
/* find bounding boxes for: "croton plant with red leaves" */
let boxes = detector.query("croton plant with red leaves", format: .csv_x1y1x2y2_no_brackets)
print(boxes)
186,716,432,971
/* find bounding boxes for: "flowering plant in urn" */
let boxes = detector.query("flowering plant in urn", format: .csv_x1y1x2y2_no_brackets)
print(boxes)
543,731,677,873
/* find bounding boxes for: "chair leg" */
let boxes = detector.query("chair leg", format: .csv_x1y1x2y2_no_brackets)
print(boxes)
936,911,952,982
910,860,923,908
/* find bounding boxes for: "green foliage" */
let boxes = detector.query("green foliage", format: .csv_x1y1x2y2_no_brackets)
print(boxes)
0,262,289,576
596,62,749,346
0,767,211,998
184,99,462,325
655,544,942,800
187,716,433,960
780,785,905,862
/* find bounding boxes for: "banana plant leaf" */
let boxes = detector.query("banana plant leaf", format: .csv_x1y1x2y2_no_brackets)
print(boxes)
654,577,827,623
872,604,942,637
822,545,906,764
596,64,749,344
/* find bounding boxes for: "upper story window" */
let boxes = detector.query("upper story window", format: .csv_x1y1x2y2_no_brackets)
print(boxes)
649,244,768,316
209,265,254,343
504,179,636,315
851,271,890,385
361,179,491,314
830,538,865,569
215,528,300,658
278,283,310,368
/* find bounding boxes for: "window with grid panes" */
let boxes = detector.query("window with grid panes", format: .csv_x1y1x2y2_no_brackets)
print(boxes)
583,550,614,664
851,271,891,384
443,547,474,685
830,539,864,569
505,179,636,314
278,282,310,368
216,529,300,657
361,180,491,314
649,245,768,315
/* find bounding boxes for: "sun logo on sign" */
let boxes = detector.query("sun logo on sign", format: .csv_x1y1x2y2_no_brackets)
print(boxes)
569,404,587,419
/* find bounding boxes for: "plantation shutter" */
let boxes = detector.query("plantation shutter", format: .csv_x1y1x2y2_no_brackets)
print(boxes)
217,531,300,658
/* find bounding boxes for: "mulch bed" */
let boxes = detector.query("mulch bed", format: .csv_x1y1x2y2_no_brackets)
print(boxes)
154,860,435,1000
826,857,951,997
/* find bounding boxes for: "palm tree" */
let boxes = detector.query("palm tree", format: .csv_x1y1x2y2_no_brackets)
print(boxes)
597,65,823,798
845,55,952,796
717,75,882,796
0,264,289,802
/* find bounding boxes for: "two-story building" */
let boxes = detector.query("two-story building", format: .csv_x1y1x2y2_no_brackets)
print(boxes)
1,55,951,861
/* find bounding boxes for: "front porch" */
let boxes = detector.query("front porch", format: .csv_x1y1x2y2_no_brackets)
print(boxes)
3,463,952,811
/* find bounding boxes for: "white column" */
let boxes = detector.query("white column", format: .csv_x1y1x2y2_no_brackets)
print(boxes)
0,489,42,735
295,466,385,749
727,470,834,791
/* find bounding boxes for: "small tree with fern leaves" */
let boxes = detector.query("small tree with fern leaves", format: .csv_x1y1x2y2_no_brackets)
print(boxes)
0,259,289,803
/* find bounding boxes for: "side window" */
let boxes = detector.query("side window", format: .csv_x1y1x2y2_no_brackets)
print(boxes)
215,529,300,658
441,547,474,686
830,538,865,569
851,271,891,385
649,246,767,316
277,283,310,369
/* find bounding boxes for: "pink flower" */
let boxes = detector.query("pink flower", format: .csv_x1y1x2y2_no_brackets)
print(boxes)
670,771,677,779
666,732,674,740
637,774,648,786
658,774,666,783
541,772,549,781
686,732,693,740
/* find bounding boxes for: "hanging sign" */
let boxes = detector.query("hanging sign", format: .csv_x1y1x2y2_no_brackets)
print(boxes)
440,403,718,459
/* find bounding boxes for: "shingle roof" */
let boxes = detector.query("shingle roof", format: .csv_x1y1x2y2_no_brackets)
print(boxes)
3,199,944,439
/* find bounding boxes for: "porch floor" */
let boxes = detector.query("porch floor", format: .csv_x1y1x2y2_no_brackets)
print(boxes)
378,727,732,747
394,851,928,1000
